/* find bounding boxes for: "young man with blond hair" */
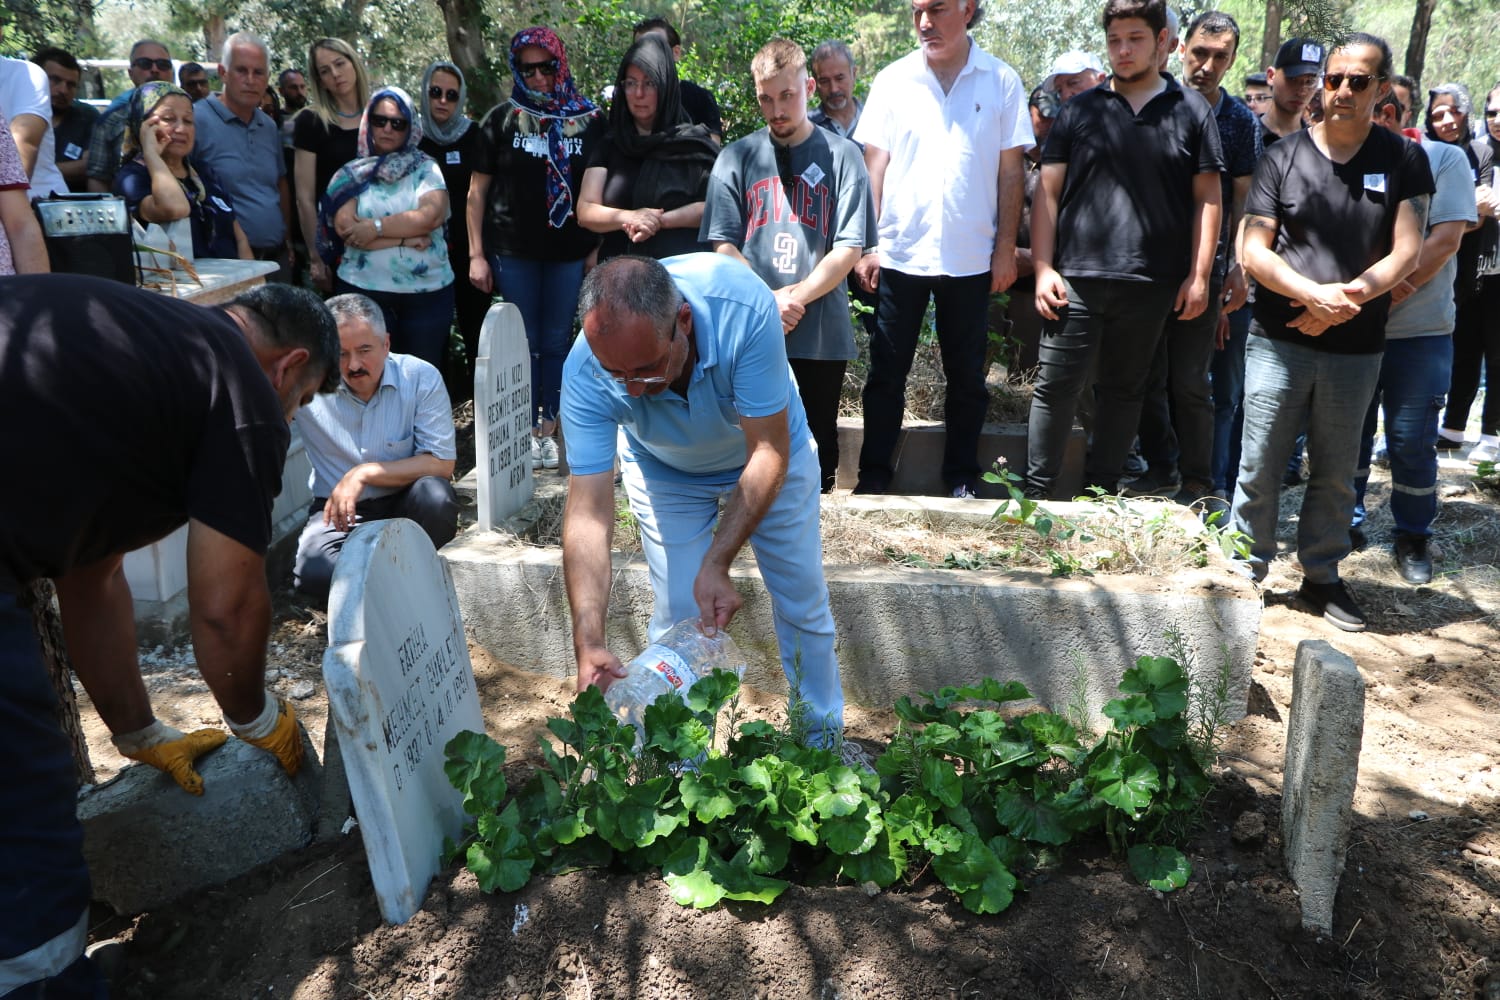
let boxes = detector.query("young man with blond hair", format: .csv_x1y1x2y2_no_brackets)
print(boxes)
700,38,875,492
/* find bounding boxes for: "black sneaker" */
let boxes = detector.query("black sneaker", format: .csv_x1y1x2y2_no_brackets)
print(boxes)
1434,434,1464,452
852,476,890,496
1349,525,1367,552
1297,579,1367,632
1394,534,1433,585
1120,467,1182,498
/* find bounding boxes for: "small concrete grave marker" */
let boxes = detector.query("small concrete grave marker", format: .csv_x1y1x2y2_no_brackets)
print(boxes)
323,518,485,924
474,303,533,529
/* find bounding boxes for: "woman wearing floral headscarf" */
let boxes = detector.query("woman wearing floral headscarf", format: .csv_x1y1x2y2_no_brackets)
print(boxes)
1429,83,1500,463
319,85,453,368
577,33,718,262
467,26,605,471
113,81,250,259
418,59,488,391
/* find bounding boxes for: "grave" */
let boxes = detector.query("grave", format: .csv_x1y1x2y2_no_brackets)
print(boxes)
323,518,486,924
473,303,534,530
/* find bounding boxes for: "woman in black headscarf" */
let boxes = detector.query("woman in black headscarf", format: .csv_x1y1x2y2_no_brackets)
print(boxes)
1430,83,1500,462
577,33,718,261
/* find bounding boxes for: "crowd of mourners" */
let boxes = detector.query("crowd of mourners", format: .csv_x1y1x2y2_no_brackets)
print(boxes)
3,0,1498,634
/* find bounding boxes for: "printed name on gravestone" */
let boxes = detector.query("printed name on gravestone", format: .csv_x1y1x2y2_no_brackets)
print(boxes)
323,519,485,924
475,303,534,530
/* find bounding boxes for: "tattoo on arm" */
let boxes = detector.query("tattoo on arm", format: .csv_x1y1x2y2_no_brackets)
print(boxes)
1245,217,1277,231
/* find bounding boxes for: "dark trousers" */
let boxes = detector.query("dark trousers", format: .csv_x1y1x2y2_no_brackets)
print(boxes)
293,477,460,603
1138,277,1224,491
1443,275,1500,437
450,269,495,401
789,357,847,493
333,279,456,373
251,245,292,283
1026,277,1176,496
0,591,106,998
858,268,992,493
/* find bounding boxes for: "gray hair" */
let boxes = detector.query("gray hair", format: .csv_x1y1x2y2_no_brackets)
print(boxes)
577,256,682,337
227,284,341,393
222,32,269,66
130,39,170,59
810,40,856,75
325,293,388,338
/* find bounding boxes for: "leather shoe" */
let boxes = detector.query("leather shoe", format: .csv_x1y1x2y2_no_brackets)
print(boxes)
1394,534,1433,585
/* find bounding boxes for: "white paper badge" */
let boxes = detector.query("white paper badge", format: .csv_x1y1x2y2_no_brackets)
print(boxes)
1302,44,1322,63
801,163,826,189
1364,173,1387,193
446,150,461,164
64,142,83,160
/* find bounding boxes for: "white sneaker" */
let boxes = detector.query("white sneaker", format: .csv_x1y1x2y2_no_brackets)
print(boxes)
539,435,560,470
530,435,543,470
1468,435,1499,465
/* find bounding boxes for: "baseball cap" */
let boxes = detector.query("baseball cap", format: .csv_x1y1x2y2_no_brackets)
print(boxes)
1273,38,1324,77
1244,72,1268,87
1043,51,1105,93
1029,86,1061,118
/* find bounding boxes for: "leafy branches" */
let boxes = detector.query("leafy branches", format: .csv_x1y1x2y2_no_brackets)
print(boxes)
445,654,1218,914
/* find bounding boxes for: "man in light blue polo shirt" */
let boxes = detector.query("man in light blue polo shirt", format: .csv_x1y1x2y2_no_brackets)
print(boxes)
560,253,849,750
193,32,292,274
293,293,459,602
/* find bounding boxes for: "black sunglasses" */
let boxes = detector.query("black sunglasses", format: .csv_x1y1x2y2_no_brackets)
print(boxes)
428,86,460,103
132,57,173,72
1323,73,1379,93
519,59,559,79
369,113,409,131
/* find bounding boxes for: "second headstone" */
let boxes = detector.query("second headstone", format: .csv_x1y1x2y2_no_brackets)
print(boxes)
474,302,534,530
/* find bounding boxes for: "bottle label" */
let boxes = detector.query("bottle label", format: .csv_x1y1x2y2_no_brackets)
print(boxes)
637,644,699,692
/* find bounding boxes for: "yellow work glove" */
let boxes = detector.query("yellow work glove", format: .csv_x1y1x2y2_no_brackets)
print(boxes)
112,722,229,796
227,693,304,777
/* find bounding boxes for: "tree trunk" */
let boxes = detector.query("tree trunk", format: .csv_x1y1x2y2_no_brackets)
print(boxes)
1261,0,1283,74
22,581,96,787
1404,0,1439,90
203,14,228,65
435,0,498,112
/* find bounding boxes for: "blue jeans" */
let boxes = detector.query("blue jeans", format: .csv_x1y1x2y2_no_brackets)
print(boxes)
0,590,106,999
334,278,455,372
619,445,844,744
858,268,992,493
1353,335,1452,538
1211,305,1251,494
1230,332,1382,583
493,254,585,427
1026,277,1176,496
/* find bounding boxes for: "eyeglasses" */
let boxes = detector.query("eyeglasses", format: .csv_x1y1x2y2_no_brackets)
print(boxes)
132,57,173,72
428,86,460,103
595,329,678,385
1244,93,1271,103
1323,73,1379,93
369,114,408,131
617,78,658,94
519,59,560,80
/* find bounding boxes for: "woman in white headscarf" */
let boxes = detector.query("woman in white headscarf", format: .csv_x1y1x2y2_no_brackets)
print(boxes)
418,60,489,390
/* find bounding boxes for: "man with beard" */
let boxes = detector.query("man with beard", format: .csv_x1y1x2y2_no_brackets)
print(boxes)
809,39,863,140
1025,0,1223,498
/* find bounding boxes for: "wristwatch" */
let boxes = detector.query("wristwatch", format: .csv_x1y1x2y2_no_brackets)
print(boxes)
373,217,383,236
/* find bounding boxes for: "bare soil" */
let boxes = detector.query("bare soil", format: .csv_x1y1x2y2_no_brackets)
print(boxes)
76,462,1500,1000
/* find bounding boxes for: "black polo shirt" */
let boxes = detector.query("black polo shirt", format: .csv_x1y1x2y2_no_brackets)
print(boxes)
1245,126,1435,354
1042,74,1224,284
0,274,290,589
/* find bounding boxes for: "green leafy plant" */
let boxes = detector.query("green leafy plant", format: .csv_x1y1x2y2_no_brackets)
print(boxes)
446,653,1216,914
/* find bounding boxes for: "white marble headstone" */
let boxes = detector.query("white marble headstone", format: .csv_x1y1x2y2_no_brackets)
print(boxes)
474,303,533,530
323,518,485,924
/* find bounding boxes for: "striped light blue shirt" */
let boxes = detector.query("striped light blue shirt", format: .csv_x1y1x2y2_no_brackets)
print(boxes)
294,352,456,500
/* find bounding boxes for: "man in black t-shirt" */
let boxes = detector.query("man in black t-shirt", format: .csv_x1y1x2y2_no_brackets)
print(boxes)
1025,0,1224,497
0,277,338,997
31,47,97,193
633,17,723,142
1231,33,1433,631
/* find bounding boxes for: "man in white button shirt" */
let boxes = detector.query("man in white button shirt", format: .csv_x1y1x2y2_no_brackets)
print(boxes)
851,0,1032,498
293,293,459,601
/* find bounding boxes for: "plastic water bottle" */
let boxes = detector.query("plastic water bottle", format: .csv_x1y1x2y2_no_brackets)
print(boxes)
604,620,746,751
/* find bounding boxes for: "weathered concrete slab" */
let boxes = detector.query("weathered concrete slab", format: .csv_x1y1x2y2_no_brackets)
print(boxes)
324,518,485,925
79,732,321,914
474,303,534,530
1282,639,1365,935
832,419,1085,498
443,495,1260,726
